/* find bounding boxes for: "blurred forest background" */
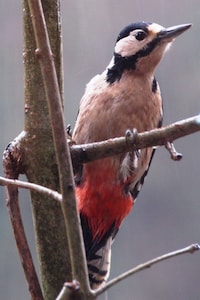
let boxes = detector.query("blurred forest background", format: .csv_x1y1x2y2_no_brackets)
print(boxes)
1,1,200,299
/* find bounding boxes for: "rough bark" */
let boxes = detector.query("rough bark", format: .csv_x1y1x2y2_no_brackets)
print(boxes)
23,1,71,298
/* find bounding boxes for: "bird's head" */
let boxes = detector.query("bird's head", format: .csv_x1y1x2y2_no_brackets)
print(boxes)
107,22,192,83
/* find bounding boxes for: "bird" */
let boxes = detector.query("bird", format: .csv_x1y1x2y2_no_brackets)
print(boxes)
72,21,191,289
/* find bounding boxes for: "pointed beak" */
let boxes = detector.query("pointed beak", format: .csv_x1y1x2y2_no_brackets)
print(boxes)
158,23,192,41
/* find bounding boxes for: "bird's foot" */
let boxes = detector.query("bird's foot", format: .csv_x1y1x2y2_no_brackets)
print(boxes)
125,128,140,157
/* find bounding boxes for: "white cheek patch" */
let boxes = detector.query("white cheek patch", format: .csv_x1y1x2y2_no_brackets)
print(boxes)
115,36,147,57
114,23,170,59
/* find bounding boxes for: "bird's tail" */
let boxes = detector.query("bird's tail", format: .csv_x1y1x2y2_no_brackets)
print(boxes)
80,213,118,289
87,236,112,289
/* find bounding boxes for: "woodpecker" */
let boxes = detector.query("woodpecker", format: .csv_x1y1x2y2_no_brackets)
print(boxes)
72,22,191,289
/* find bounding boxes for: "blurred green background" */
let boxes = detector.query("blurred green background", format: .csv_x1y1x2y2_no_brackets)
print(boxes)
1,1,200,299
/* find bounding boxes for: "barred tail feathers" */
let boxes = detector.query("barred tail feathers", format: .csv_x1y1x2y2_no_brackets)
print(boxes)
88,236,112,289
80,212,118,289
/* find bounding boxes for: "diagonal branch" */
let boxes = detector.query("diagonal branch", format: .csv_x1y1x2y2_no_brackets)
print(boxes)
2,115,200,203
71,115,200,165
0,176,62,202
95,243,200,296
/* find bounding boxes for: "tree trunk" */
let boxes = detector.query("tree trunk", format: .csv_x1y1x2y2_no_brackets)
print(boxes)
23,1,71,298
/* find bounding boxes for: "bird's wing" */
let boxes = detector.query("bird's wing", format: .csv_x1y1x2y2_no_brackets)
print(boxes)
130,148,156,199
128,116,163,200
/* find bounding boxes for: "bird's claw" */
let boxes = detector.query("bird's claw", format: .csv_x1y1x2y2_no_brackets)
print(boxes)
125,128,140,157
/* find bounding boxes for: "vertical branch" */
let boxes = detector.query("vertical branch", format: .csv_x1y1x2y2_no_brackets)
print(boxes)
27,0,91,297
23,0,71,298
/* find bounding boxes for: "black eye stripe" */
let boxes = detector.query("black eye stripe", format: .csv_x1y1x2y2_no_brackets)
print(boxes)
107,36,160,84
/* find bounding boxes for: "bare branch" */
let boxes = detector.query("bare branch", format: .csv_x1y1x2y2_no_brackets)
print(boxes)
27,0,90,294
0,176,62,202
71,115,200,165
3,140,43,300
2,114,199,199
5,186,44,300
95,243,200,296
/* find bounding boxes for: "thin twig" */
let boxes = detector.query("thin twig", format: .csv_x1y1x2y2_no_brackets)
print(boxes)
95,243,200,296
71,115,200,165
0,176,62,202
27,0,91,295
5,185,44,300
3,133,44,300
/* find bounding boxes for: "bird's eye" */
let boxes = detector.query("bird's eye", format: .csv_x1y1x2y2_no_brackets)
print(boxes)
135,30,147,41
